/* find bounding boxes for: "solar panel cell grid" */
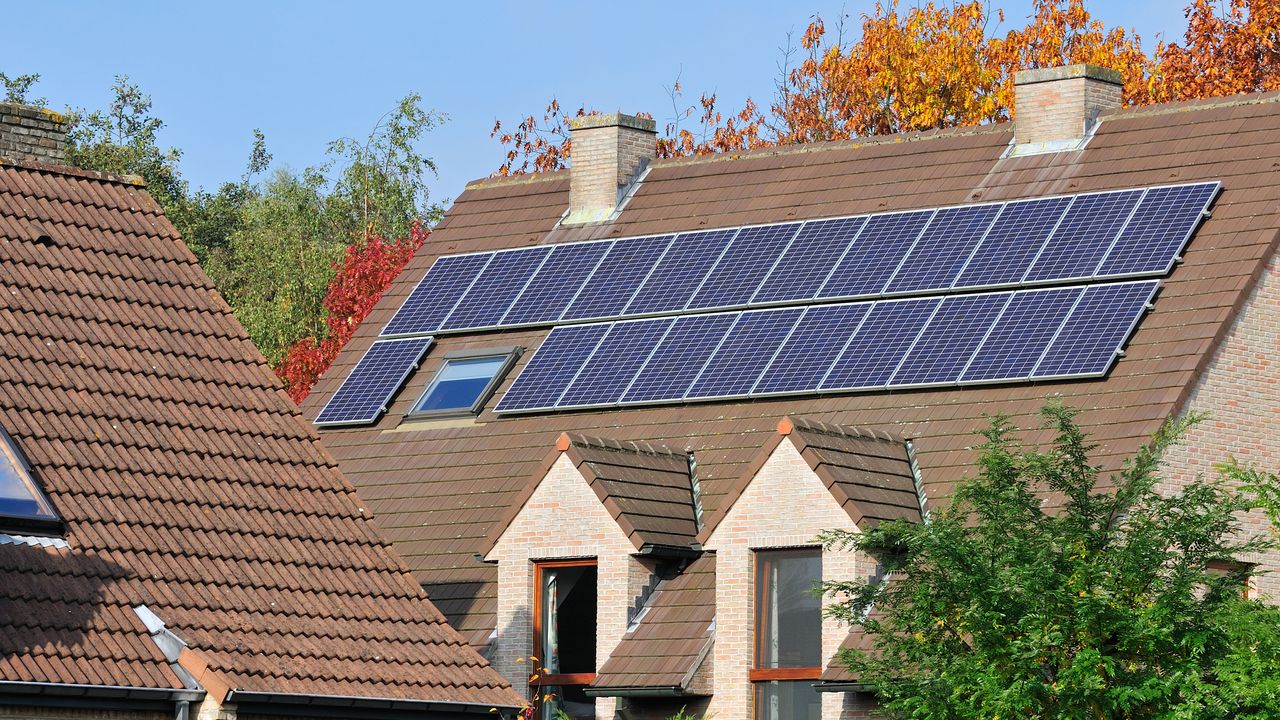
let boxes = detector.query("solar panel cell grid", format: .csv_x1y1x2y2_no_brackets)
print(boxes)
890,293,1011,386
1023,189,1145,283
817,210,934,299
687,223,802,311
502,241,613,326
685,308,805,400
960,286,1083,383
381,253,492,336
1095,182,1218,278
622,313,738,403
558,317,675,408
753,304,872,395
821,297,941,390
625,229,738,315
494,324,611,412
441,246,552,330
562,235,675,321
1033,280,1159,378
752,216,867,304
952,196,1071,289
885,204,1002,294
315,337,434,425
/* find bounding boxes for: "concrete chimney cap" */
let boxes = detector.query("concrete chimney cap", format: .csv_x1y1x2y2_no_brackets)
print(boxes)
1014,63,1123,87
568,112,657,133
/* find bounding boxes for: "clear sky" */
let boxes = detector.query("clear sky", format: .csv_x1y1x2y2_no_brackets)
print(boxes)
2,1,1188,208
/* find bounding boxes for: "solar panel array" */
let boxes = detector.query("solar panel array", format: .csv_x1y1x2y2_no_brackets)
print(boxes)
493,280,1159,414
314,337,434,426
381,182,1217,337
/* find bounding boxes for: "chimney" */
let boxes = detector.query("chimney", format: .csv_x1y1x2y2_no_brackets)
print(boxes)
1012,64,1122,153
0,102,68,166
566,112,656,224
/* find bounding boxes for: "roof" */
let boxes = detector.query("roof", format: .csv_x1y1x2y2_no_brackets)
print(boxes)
591,554,716,693
0,160,520,709
305,90,1280,646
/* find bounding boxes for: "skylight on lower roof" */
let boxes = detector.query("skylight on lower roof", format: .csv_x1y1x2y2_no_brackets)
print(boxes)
0,427,62,534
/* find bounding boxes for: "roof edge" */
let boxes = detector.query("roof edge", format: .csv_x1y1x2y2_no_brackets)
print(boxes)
0,157,148,187
464,169,568,191
226,689,521,715
0,680,204,704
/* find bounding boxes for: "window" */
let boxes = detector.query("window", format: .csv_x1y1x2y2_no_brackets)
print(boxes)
410,347,519,417
533,560,597,720
753,548,822,720
0,428,61,535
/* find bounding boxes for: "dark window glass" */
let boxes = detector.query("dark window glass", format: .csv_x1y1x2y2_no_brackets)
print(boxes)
537,562,597,720
755,548,822,668
413,355,508,414
0,428,59,531
754,680,823,720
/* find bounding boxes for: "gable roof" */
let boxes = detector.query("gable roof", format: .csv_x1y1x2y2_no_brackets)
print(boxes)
0,160,520,711
306,90,1280,646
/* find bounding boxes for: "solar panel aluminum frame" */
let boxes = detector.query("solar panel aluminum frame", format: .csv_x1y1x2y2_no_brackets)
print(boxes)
1090,181,1221,281
381,182,1216,340
313,337,435,427
1029,279,1160,381
492,279,1161,415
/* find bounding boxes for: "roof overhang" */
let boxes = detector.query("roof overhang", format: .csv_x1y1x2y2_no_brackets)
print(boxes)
226,690,520,719
0,681,204,710
815,681,874,693
584,685,689,698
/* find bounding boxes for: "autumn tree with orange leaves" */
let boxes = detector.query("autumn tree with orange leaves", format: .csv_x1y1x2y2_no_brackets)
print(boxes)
492,0,1279,175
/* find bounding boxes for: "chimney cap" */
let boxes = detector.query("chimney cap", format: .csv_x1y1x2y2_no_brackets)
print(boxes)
1014,63,1123,87
568,112,656,133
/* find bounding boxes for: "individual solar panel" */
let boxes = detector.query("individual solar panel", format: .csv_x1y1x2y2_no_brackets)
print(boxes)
381,253,492,336
1033,280,1159,379
494,324,611,413
501,241,613,326
624,229,737,315
685,308,805,400
562,235,675,322
753,217,867,304
890,293,1011,386
960,286,1083,383
441,246,552,330
314,337,434,425
753,304,871,395
686,223,801,310
1095,182,1218,278
884,204,1001,294
821,297,941,390
953,196,1072,289
1023,190,1144,283
621,313,738,403
817,210,934,299
558,317,675,408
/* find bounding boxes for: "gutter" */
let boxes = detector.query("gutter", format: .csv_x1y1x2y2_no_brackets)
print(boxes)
226,690,521,719
0,681,204,710
583,686,686,698
815,681,874,693
636,543,702,560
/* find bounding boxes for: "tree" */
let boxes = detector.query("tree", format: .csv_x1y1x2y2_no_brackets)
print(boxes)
1,71,45,105
492,0,1280,175
820,404,1280,719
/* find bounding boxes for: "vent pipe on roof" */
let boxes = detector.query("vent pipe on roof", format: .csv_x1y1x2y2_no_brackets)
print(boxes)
1011,64,1122,155
565,112,656,225
0,102,68,166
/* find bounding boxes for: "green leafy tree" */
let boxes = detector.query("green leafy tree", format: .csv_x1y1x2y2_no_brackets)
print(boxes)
823,404,1280,719
1,71,46,105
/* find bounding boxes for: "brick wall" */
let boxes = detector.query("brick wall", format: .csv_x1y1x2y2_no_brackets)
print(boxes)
487,453,654,720
0,102,68,165
566,113,655,224
1163,252,1280,596
1013,65,1122,147
702,438,868,720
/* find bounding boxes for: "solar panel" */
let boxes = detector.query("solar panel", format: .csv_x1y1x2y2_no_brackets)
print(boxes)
685,308,805,400
494,324,611,413
621,313,738,403
817,210,934,299
1023,190,1144,283
1095,182,1219,278
501,241,613,326
821,297,941,390
562,235,675,321
953,196,1071,289
624,229,737,315
314,337,434,425
960,286,1083,383
441,246,553,330
890,293,1011,386
558,317,675,408
381,253,492,336
686,223,801,311
1033,280,1158,379
753,304,872,395
752,217,867,304
885,204,1001,294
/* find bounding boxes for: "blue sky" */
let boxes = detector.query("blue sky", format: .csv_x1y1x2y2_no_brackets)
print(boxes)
3,1,1188,207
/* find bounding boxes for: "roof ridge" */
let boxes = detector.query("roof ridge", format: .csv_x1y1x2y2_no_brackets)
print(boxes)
558,431,686,459
0,157,148,187
1102,88,1280,122
780,415,905,444
464,168,568,191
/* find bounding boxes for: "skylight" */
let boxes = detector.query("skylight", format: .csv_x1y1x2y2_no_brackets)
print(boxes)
0,428,62,534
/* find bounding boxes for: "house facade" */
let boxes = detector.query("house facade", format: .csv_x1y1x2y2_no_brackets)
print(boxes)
306,65,1280,720
0,103,522,720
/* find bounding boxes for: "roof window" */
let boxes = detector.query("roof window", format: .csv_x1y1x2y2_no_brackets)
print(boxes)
410,347,520,418
0,427,62,535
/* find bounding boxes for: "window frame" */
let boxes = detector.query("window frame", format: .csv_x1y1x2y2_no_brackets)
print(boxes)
531,558,599,690
406,346,521,419
750,547,823,702
0,427,63,536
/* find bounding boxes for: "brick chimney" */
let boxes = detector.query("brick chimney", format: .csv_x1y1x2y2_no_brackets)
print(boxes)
566,112,656,224
1012,64,1122,153
0,102,68,166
